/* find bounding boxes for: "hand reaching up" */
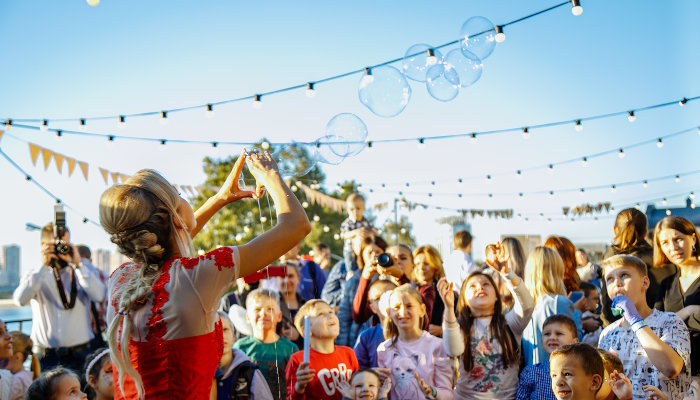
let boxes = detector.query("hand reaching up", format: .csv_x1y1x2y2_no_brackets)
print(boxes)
485,242,510,275
608,370,633,400
436,278,455,310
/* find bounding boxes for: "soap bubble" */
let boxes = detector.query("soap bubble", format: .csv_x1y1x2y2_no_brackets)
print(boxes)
459,16,496,60
358,65,412,118
402,43,443,82
426,63,460,102
325,113,368,157
271,142,318,179
444,48,483,88
316,135,345,165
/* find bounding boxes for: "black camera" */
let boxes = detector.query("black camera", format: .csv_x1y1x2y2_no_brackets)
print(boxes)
375,253,393,268
53,204,71,255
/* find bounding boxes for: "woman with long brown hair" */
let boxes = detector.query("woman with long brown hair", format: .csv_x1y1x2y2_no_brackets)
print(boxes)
544,236,580,293
653,216,700,374
100,151,310,399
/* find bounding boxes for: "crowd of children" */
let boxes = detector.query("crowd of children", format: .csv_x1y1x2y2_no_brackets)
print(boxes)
6,190,700,400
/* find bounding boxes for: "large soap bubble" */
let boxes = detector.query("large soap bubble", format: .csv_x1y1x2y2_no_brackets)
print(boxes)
316,135,345,165
426,63,460,102
459,16,496,60
325,113,368,157
358,65,411,118
444,48,483,88
271,142,318,179
402,43,443,82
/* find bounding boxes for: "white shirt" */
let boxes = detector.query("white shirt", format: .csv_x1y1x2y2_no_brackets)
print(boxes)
13,263,105,348
444,250,475,293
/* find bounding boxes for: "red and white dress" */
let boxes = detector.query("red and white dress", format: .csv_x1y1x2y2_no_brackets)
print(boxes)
107,246,240,399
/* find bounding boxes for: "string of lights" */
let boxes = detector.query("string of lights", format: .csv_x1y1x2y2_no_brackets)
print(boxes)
1,1,582,127
0,147,100,227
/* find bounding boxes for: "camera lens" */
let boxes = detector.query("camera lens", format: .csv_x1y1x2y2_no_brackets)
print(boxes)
375,253,393,267
55,242,71,255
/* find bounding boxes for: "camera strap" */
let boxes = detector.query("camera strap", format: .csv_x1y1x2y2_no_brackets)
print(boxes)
50,264,77,310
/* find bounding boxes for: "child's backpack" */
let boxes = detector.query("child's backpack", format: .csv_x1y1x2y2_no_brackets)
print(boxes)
217,361,258,400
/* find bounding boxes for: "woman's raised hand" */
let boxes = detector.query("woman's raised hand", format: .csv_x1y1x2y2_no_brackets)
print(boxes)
437,277,455,310
485,242,510,274
216,153,260,203
245,149,282,193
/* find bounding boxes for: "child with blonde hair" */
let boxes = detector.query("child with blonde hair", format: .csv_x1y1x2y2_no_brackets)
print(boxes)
377,284,452,400
7,331,40,400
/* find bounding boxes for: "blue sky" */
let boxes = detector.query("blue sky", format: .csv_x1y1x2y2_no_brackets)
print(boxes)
1,0,698,274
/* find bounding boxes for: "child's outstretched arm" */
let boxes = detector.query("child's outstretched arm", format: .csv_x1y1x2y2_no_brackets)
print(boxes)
608,370,633,400
642,385,668,400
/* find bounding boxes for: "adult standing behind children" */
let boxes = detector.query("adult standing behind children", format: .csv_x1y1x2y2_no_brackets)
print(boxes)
444,230,475,293
280,243,326,301
13,223,106,373
101,151,310,400
653,216,700,375
599,254,690,400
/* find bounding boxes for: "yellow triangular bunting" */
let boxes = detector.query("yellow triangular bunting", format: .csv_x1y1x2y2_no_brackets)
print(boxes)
79,162,89,181
120,174,130,183
29,143,41,166
99,168,109,185
66,158,76,177
0,130,4,144
41,148,53,171
53,153,65,174
111,172,120,184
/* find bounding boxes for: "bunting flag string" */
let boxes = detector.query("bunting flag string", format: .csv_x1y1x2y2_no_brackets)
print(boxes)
297,182,347,214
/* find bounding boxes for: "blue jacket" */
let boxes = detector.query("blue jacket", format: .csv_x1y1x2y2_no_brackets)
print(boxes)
297,258,326,300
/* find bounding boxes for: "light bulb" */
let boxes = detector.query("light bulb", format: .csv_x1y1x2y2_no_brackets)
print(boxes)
4,120,12,131
692,203,697,210
611,185,616,192
118,115,126,129
79,118,86,131
160,111,168,125
679,98,687,106
426,49,437,65
581,157,588,166
108,135,115,142
675,175,680,183
417,138,425,149
643,180,648,188
549,191,554,197
618,148,625,158
291,185,298,192
306,82,316,98
253,95,262,109
313,215,320,222
86,0,99,6
574,120,583,132
361,68,374,86
211,142,218,148
627,111,636,122
40,120,48,132
302,201,309,208
206,104,214,118
367,141,373,151
571,0,583,16
662,198,668,206
690,192,695,199
635,203,641,210
580,188,585,195
522,127,530,139
323,225,330,232
657,138,663,148
666,209,671,216
470,133,477,143
159,139,166,146
495,25,506,43
261,141,270,150
334,233,340,240
56,130,63,140
548,164,554,173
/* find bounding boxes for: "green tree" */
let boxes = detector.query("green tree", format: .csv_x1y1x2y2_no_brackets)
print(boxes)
381,215,416,247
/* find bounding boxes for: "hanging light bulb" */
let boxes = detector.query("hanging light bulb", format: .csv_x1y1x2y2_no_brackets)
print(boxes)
79,118,86,132
40,120,48,132
313,215,320,222
108,135,115,142
657,138,664,148
662,198,668,206
261,141,270,150
160,139,166,146
675,175,681,183
426,49,438,65
4,120,12,131
692,203,697,210
117,115,126,129
679,98,688,106
306,82,316,98
627,111,636,122
549,191,555,197
574,120,583,132
486,174,492,181
548,164,554,173
618,148,625,158
581,156,588,166
495,25,506,43
643,180,648,188
470,133,477,144
580,188,585,195
56,130,63,140
417,138,425,149
570,0,583,16
302,201,309,208
367,141,373,151
522,127,530,139
635,203,641,210
690,192,695,199
211,142,218,148
206,104,215,118
86,0,100,6
666,209,671,216
361,67,374,86
160,111,168,125
253,95,262,109
516,170,522,177
323,225,330,232
611,185,616,192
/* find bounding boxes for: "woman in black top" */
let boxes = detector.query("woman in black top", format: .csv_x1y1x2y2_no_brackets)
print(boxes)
653,216,700,375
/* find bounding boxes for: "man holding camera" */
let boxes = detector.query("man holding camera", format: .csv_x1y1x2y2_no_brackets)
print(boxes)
13,221,106,372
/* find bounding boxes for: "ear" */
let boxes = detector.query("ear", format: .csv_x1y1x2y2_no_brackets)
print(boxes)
88,375,98,388
641,275,650,291
613,226,618,236
274,310,282,323
420,303,426,319
590,374,603,392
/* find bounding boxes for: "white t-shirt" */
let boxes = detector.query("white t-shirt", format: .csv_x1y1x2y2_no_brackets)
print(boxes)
598,309,690,400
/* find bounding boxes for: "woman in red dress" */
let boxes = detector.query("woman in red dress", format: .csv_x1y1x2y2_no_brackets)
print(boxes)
99,151,310,399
